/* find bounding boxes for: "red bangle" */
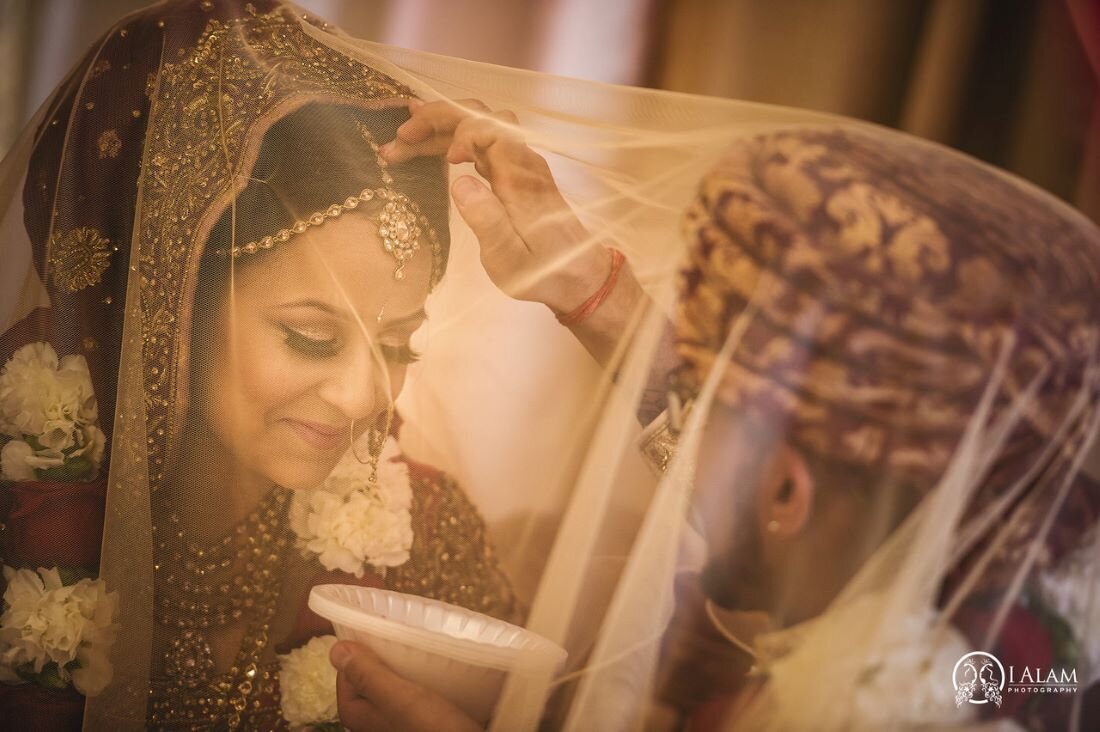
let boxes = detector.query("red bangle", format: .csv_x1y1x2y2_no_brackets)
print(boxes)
556,248,626,327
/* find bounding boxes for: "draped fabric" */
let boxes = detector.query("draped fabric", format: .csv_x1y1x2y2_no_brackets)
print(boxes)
0,2,1096,731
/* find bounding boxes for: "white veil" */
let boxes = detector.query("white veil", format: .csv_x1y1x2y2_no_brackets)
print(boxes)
0,2,1096,730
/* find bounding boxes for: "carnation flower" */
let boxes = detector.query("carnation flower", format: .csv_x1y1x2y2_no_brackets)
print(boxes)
0,342,104,481
0,566,119,696
290,436,413,576
278,635,339,727
1,441,41,481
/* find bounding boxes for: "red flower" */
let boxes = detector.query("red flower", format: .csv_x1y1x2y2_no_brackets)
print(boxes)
2,478,106,570
955,602,1054,720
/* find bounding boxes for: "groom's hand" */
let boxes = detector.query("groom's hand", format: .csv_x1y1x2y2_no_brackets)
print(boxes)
330,640,481,732
380,99,611,315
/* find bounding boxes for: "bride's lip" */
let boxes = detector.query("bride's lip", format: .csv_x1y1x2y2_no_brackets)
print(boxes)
282,419,346,451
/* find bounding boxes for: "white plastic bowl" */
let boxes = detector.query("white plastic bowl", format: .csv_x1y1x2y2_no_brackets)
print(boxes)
309,585,567,723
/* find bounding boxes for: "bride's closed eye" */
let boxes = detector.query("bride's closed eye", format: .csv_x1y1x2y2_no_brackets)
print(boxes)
281,322,420,365
280,323,340,359
379,342,420,364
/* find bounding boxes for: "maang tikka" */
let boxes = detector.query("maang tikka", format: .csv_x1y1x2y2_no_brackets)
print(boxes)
357,121,423,281
216,117,441,284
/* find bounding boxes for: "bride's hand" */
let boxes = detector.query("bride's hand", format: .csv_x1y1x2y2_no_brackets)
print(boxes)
380,99,617,315
330,640,482,732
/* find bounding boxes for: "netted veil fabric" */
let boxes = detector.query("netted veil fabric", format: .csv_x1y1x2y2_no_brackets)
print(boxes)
653,129,1100,730
0,1,1097,731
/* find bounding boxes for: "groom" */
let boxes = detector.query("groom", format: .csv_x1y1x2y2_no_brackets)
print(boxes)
666,127,1100,728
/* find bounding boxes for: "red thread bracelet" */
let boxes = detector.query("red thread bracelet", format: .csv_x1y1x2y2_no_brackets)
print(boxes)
556,248,625,327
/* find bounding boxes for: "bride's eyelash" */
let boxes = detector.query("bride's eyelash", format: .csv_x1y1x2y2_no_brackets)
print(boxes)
281,325,339,358
280,324,419,364
381,343,421,365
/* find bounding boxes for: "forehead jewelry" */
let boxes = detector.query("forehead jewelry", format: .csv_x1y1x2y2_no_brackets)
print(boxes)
359,121,423,282
213,118,442,285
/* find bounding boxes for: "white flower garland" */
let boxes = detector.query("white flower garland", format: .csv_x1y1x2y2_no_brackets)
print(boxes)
289,435,413,577
278,634,340,729
0,566,119,696
0,342,105,481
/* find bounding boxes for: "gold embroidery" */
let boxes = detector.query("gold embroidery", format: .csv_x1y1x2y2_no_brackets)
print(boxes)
48,227,113,292
149,489,291,730
146,473,514,728
149,660,284,729
90,58,111,80
639,416,680,475
97,129,121,158
387,471,518,622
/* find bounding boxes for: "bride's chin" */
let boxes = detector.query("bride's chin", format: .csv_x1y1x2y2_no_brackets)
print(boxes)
262,456,340,493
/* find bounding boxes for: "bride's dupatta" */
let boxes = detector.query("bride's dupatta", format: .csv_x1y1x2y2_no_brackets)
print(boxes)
1,2,522,727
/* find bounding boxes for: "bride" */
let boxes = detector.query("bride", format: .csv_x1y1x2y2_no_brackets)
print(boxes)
0,0,677,727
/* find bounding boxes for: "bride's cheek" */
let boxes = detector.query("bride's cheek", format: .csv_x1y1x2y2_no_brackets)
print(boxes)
216,323,296,432
248,341,319,423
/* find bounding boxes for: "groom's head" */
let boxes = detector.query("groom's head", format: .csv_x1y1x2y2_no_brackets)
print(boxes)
675,127,1100,626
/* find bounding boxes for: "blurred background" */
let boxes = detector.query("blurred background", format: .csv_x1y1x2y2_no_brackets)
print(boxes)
1,0,1097,220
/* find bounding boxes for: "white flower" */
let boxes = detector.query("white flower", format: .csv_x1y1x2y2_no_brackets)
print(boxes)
762,594,975,730
0,343,92,437
0,566,119,696
1,441,37,481
278,635,339,727
0,342,104,480
0,343,57,438
69,424,106,466
291,436,414,576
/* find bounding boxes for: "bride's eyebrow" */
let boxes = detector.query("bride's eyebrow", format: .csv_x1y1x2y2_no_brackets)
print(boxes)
273,299,342,316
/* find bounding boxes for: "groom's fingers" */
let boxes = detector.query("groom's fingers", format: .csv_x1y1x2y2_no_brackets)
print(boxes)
445,113,524,171
452,176,529,261
381,99,494,163
449,124,581,252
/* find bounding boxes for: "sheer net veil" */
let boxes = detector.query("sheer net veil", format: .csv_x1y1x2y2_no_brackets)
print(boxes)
0,1,1097,730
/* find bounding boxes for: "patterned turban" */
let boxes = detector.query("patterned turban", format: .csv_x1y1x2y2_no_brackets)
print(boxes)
675,126,1100,729
676,127,1100,497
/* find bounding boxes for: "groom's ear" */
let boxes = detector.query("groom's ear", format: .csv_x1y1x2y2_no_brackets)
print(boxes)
756,445,814,539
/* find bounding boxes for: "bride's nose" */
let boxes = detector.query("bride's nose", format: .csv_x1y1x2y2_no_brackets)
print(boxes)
316,341,381,421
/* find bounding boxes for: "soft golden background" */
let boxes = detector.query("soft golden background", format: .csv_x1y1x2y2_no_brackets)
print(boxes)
1,0,1096,220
